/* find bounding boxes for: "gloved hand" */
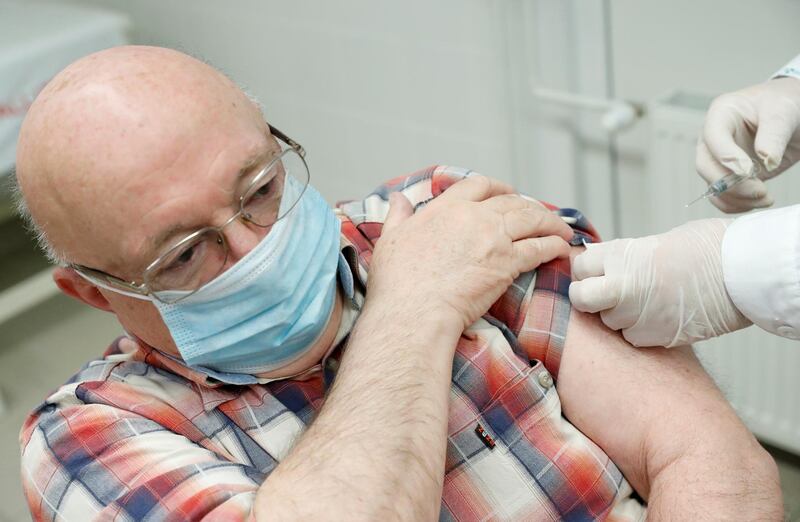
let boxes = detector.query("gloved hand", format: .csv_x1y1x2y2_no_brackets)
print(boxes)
697,77,800,213
568,219,751,347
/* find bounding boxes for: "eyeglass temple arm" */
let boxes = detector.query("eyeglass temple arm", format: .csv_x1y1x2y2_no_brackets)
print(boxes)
268,124,305,157
70,264,152,301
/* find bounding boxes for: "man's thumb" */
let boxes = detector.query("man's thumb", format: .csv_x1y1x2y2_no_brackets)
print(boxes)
383,192,414,232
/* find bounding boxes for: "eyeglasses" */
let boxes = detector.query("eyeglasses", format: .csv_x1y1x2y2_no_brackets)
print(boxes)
71,125,310,304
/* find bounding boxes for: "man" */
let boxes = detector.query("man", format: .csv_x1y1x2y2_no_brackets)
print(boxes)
15,46,781,520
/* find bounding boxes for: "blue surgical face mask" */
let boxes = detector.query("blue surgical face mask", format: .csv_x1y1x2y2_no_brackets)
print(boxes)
153,175,342,374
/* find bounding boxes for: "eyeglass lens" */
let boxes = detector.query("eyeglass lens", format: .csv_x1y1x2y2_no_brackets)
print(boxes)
146,148,309,299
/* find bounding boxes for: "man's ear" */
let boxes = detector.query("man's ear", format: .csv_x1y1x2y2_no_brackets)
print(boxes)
53,267,113,312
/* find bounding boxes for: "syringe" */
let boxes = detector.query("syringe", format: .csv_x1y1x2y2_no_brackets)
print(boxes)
686,163,762,207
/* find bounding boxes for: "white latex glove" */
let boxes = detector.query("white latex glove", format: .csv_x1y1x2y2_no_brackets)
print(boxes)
697,77,800,213
569,219,751,347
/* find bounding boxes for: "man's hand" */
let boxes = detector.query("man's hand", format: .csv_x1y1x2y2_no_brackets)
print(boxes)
257,175,574,520
697,77,800,213
370,175,574,333
569,218,751,347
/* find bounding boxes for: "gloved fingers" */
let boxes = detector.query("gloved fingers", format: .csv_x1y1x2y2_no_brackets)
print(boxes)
570,242,615,280
569,276,621,313
696,140,774,212
708,176,773,212
620,308,685,348
754,100,800,173
620,325,669,348
707,193,765,213
702,94,756,175
599,304,638,332
696,138,734,185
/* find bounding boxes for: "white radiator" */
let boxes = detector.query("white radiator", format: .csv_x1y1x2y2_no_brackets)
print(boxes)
648,92,800,455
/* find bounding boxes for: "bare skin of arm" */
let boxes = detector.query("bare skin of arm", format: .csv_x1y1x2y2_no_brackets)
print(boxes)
558,248,784,521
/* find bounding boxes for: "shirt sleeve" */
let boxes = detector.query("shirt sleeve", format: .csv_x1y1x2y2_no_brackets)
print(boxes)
21,402,264,521
349,165,600,378
721,204,800,340
773,53,800,80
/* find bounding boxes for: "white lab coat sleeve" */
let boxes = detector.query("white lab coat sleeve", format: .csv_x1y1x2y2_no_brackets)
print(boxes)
721,204,800,340
773,53,800,80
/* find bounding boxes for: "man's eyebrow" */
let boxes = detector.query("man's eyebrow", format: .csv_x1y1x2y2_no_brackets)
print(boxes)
147,148,273,256
237,149,272,177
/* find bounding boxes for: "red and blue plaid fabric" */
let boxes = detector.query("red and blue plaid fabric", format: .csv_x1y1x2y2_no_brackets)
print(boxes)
20,165,646,521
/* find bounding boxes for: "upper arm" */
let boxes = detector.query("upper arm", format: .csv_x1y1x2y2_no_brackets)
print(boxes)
22,403,263,521
555,248,761,498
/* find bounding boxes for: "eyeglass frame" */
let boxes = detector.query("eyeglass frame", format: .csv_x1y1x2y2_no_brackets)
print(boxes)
69,124,309,303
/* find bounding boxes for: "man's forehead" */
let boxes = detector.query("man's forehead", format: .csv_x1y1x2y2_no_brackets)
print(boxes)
142,142,277,254
15,46,277,272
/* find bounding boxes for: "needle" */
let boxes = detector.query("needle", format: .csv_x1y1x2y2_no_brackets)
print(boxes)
686,163,762,208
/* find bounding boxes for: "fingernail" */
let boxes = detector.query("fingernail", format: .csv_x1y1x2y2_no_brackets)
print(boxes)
764,155,781,171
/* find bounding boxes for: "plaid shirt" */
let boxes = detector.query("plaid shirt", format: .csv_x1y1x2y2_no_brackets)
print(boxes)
21,165,646,521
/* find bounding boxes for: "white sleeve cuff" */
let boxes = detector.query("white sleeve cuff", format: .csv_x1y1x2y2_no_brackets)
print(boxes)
721,205,800,339
772,53,800,80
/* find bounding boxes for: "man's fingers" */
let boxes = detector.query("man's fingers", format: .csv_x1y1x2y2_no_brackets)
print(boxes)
702,96,756,175
511,236,570,274
486,194,572,240
440,174,514,202
569,276,621,313
503,207,574,242
518,193,547,210
382,192,414,233
483,193,536,214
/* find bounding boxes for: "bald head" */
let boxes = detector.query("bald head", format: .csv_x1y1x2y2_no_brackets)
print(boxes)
13,45,322,362
16,45,268,269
